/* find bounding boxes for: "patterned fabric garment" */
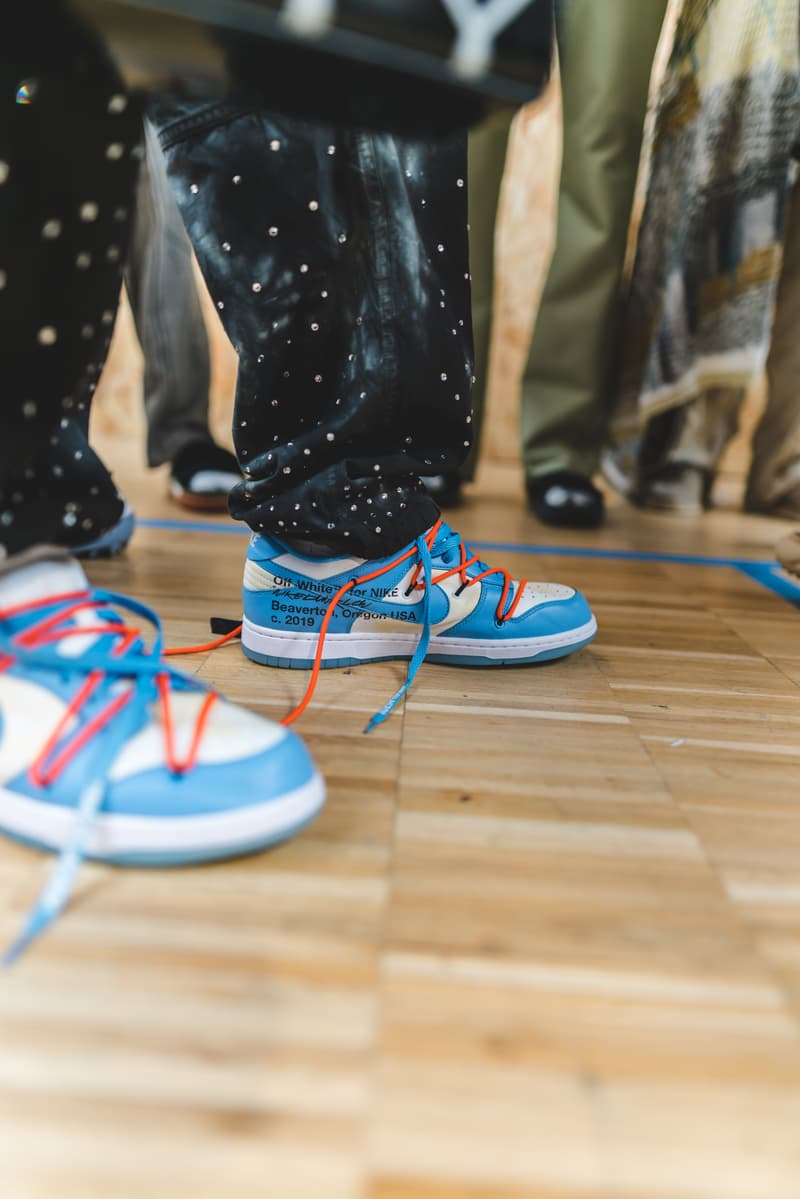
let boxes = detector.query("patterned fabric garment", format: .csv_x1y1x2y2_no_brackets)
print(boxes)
0,0,141,555
152,99,473,558
610,0,800,436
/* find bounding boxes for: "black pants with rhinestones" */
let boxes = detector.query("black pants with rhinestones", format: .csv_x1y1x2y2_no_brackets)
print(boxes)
150,102,473,557
0,1,141,552
1,5,473,560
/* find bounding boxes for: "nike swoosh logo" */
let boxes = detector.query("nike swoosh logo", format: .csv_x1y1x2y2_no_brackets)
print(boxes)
430,573,482,633
349,566,482,634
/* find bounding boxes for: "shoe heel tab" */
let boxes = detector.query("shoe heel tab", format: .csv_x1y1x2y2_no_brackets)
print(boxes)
247,531,284,559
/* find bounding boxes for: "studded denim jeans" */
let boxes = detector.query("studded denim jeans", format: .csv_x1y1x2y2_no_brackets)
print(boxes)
152,100,474,557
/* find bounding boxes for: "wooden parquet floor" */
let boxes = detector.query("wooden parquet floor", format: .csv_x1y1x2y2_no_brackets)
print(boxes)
1,447,799,1199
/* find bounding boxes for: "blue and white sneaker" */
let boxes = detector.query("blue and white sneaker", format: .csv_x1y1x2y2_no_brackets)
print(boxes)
242,519,597,728
0,547,325,963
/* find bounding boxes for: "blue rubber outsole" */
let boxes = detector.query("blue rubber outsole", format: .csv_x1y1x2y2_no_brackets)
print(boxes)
241,630,597,671
73,509,136,560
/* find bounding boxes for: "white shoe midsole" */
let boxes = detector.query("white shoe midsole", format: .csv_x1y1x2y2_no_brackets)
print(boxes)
242,614,598,663
0,773,325,858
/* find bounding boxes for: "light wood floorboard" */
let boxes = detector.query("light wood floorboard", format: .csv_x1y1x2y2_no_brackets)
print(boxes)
1,447,799,1199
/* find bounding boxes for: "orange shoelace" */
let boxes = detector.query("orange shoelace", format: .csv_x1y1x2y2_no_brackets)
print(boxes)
0,587,221,965
0,589,218,784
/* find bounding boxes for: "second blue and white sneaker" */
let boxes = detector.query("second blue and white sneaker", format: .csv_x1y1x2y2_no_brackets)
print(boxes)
242,519,596,672
0,547,325,961
73,502,136,560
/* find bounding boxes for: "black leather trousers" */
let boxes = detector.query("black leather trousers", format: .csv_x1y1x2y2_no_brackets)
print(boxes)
153,100,473,557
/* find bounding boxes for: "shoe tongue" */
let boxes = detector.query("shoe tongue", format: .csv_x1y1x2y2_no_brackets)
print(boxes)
429,522,485,573
0,547,89,612
429,521,458,565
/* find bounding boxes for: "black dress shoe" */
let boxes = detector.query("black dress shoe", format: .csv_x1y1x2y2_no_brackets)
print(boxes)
526,471,605,528
169,440,241,512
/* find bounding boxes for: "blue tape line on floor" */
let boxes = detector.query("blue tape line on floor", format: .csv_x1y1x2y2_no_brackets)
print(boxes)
139,517,245,536
736,562,800,608
136,518,800,609
469,539,753,569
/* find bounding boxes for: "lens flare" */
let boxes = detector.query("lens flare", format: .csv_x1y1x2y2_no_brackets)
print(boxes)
15,80,38,105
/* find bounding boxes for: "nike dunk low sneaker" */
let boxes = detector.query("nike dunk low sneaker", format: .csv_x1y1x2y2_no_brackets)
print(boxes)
241,519,596,728
0,547,324,961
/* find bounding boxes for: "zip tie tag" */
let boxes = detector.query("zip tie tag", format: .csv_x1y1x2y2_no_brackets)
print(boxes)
209,617,242,637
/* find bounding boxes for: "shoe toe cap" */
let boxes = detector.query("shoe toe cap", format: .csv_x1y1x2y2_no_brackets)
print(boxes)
512,586,595,638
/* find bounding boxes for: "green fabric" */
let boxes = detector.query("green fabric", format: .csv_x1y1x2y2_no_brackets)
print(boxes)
467,0,667,482
465,107,515,482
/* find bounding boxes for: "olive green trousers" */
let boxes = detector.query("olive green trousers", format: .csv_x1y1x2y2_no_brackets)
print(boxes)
465,0,668,482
